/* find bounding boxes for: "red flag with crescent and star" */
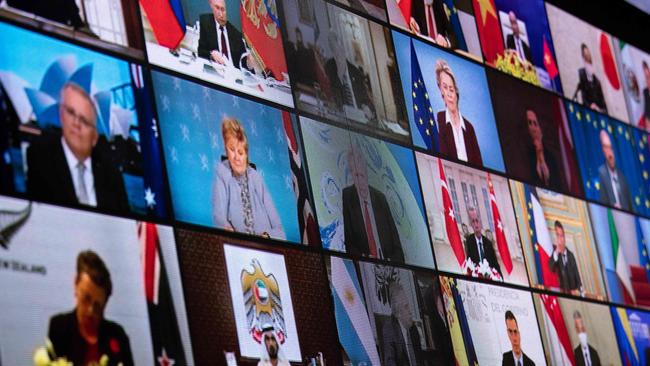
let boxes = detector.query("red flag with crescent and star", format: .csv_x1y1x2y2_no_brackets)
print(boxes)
488,173,512,274
439,159,465,267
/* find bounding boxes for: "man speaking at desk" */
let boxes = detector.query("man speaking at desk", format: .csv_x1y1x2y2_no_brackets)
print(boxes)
198,0,258,72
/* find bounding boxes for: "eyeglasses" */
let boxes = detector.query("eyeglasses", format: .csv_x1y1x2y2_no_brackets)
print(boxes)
61,104,96,130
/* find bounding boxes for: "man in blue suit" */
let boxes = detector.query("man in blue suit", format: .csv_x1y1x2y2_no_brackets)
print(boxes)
597,130,633,211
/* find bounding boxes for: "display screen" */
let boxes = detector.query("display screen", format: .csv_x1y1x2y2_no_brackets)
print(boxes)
0,0,649,365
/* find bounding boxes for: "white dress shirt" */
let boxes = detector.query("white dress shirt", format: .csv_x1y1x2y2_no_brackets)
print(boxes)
61,137,97,207
445,109,468,162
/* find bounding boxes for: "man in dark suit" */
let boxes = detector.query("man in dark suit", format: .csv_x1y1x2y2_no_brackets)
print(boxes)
505,11,532,63
198,0,256,71
48,250,133,366
598,130,633,211
464,206,503,278
26,82,129,213
409,0,458,48
342,145,404,262
502,310,535,366
548,221,582,295
576,44,608,113
572,310,602,366
381,282,424,366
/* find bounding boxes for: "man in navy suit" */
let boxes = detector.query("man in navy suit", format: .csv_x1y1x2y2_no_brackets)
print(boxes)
464,206,503,278
572,310,601,366
502,311,535,366
26,82,128,213
597,130,633,211
198,0,257,72
505,11,532,63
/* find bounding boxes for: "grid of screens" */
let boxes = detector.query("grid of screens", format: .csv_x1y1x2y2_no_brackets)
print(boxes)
0,0,649,365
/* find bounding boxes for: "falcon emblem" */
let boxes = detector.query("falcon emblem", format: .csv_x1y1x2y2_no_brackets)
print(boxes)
240,258,286,344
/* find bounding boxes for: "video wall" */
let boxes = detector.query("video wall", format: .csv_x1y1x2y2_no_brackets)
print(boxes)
0,0,649,365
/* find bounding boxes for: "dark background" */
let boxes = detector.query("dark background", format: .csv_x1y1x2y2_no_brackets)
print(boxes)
175,229,343,365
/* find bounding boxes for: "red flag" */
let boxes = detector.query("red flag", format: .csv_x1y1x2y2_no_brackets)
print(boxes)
398,0,413,24
488,173,512,274
439,159,465,267
139,0,186,49
240,1,288,81
543,37,559,80
139,222,160,303
600,32,621,90
540,294,575,365
282,112,319,245
473,0,504,65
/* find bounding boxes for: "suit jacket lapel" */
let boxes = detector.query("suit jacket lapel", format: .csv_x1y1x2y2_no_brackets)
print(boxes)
53,140,79,204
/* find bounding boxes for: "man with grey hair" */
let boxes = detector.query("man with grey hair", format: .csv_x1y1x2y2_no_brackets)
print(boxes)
573,310,601,366
464,206,502,277
597,129,632,211
505,11,532,63
381,281,425,366
26,82,128,212
342,144,403,262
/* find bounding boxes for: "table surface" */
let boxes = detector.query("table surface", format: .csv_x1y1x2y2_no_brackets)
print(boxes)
147,42,294,108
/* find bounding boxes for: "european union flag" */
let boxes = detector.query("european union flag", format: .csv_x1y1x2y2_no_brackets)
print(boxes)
635,217,650,283
443,0,468,51
410,40,439,152
632,128,650,216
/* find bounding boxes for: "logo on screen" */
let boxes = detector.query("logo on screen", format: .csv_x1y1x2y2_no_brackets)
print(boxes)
240,258,286,344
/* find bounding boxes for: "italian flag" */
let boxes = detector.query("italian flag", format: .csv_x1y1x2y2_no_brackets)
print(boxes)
609,209,635,303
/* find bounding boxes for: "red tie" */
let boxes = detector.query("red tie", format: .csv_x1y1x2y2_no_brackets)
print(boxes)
220,26,229,60
363,201,378,258
425,5,437,38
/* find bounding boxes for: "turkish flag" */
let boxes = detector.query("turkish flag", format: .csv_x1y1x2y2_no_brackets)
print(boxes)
240,1,288,81
439,159,465,267
473,0,504,65
398,0,413,24
600,32,621,90
488,173,512,274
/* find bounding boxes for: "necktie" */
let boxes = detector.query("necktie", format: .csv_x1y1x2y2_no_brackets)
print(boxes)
220,26,229,60
76,162,89,205
562,252,567,266
518,360,522,366
363,201,378,258
585,350,591,366
425,4,437,38
612,174,621,207
478,238,484,262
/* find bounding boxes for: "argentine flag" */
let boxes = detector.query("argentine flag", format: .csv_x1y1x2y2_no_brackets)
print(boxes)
329,257,380,366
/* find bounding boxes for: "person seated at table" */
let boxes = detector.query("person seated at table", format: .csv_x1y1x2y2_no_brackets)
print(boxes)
212,117,285,239
198,0,259,73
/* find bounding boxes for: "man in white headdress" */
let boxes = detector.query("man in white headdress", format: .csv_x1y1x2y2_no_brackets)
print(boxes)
257,325,290,366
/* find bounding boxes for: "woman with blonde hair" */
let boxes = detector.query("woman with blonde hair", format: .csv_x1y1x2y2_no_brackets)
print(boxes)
212,117,285,239
434,59,483,165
